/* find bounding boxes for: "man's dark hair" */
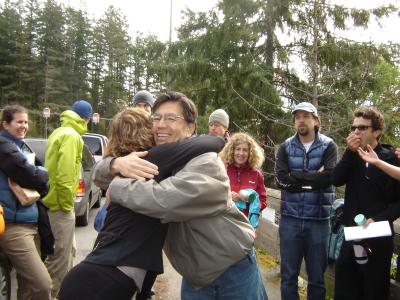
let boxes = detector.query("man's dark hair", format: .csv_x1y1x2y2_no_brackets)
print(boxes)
153,91,198,125
354,107,385,139
1,104,27,129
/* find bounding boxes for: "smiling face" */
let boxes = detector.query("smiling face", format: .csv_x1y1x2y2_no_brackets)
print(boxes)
351,117,380,149
152,101,195,145
234,142,250,167
2,112,29,140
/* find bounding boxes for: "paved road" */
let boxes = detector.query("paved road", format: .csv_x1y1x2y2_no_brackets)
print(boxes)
74,203,102,265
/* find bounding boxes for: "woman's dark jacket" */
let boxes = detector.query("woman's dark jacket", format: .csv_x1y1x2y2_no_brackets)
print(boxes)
85,135,225,274
0,131,48,223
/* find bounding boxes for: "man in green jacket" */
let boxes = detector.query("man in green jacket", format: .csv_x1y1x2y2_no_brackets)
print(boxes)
43,100,92,297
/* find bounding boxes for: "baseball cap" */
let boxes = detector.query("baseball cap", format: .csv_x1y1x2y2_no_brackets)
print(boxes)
292,102,318,116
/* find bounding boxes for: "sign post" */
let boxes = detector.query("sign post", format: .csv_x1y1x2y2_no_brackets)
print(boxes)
92,112,100,124
42,107,50,139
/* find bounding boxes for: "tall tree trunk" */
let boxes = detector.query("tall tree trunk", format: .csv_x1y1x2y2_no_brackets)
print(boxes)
44,57,48,103
311,0,319,108
265,0,275,83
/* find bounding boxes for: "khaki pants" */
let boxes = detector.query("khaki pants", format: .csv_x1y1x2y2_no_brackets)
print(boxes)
45,210,76,298
0,223,52,300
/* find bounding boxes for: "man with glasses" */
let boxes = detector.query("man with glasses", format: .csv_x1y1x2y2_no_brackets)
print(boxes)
275,102,337,300
93,91,268,299
332,107,400,300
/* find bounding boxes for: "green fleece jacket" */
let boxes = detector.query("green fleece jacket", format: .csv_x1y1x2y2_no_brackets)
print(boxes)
43,110,87,212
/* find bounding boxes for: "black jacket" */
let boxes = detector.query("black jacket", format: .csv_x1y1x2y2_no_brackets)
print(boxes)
0,135,48,196
332,144,400,226
85,135,225,273
0,134,53,256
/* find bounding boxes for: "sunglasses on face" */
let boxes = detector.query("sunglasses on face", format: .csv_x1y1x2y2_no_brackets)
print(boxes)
350,125,372,132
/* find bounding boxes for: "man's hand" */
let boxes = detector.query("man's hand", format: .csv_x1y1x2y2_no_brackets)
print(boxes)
363,218,375,228
231,191,243,202
346,132,361,152
395,148,400,160
110,151,159,180
357,144,380,165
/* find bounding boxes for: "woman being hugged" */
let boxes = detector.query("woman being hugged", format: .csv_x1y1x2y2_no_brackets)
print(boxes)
0,104,52,300
220,132,267,227
59,107,225,300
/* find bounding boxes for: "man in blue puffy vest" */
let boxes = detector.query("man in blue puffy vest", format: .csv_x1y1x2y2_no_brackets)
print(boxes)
275,102,338,300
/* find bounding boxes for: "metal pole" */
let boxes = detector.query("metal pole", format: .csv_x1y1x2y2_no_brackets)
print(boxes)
45,118,47,139
166,0,173,88
169,0,173,45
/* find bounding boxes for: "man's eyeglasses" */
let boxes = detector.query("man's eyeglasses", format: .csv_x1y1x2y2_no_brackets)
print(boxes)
151,113,185,124
350,125,372,132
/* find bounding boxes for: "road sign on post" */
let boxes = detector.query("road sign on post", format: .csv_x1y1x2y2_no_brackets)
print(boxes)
43,107,50,118
92,112,100,124
43,107,50,139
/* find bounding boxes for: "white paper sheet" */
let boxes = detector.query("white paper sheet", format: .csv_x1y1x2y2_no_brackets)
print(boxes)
343,221,392,241
25,152,35,165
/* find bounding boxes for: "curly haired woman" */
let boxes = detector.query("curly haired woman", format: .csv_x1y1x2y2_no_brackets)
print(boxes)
219,132,267,227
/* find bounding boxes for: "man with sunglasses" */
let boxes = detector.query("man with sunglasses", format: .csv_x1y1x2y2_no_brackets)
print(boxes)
332,106,400,300
275,102,338,300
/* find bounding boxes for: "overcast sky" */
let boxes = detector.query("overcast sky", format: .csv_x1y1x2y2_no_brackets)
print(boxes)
59,0,399,43
0,0,398,42
63,0,218,41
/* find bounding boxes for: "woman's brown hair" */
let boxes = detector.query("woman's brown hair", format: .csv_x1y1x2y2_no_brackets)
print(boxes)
1,104,28,130
104,108,154,157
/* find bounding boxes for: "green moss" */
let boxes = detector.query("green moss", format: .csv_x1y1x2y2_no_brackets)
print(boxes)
255,248,278,269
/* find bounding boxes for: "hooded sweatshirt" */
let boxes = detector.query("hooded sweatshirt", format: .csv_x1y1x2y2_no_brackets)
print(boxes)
43,110,87,212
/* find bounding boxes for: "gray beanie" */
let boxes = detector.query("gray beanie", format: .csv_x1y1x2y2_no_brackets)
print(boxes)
133,90,155,107
209,109,229,128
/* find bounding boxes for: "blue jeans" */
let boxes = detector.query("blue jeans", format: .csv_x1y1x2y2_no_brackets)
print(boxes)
279,216,330,300
181,248,268,300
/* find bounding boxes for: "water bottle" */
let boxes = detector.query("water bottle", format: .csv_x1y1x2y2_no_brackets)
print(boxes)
353,214,368,264
239,189,257,203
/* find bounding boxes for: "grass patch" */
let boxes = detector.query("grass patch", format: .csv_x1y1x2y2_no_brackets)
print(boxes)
256,248,278,269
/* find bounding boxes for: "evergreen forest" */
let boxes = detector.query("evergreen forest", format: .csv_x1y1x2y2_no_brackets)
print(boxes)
1,0,399,183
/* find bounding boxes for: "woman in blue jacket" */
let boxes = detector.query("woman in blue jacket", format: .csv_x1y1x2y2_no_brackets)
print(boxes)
0,105,52,300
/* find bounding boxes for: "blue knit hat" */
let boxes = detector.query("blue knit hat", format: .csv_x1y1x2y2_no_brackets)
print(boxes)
72,100,93,119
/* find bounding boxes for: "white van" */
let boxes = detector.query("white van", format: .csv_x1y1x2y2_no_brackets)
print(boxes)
82,133,109,162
